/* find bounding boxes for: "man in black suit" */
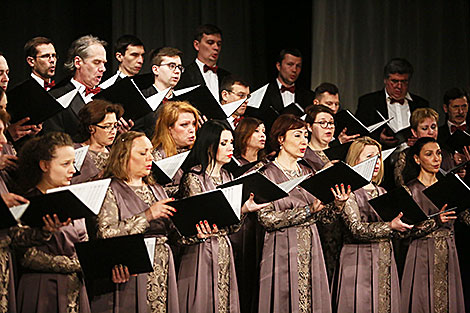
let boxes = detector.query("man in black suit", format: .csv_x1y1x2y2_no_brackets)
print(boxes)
134,47,183,138
44,35,107,138
100,35,145,89
438,87,469,144
356,58,429,147
177,24,230,101
246,48,315,133
24,37,57,91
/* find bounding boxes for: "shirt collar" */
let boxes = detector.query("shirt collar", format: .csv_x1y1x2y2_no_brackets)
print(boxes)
31,72,50,87
276,78,295,89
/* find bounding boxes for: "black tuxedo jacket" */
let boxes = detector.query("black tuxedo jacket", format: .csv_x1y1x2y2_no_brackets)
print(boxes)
355,89,429,127
245,80,314,133
177,61,231,97
43,82,85,139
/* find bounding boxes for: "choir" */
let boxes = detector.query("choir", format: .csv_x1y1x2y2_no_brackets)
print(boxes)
0,25,469,313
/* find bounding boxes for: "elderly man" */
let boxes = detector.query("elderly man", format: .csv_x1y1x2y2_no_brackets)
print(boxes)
44,35,107,137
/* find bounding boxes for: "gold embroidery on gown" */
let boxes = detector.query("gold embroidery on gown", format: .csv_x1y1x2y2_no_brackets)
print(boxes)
88,150,109,173
180,172,233,312
0,237,11,313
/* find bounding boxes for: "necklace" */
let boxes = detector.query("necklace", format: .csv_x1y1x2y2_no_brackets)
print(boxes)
273,158,301,178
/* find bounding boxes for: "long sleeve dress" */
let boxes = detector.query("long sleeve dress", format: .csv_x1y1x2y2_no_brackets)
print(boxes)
302,146,344,283
334,186,400,313
401,178,466,313
16,188,90,313
257,162,338,313
177,167,241,313
92,178,179,313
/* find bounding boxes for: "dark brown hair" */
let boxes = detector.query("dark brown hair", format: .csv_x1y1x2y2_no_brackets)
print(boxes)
234,117,265,159
269,114,307,154
77,99,124,141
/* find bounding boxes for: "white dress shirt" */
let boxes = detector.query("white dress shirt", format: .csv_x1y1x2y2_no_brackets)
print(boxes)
71,79,94,104
31,73,53,91
99,70,127,89
276,78,295,108
195,58,219,101
385,89,412,133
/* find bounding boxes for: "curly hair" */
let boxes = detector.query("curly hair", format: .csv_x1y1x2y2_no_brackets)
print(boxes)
15,132,73,193
77,99,123,141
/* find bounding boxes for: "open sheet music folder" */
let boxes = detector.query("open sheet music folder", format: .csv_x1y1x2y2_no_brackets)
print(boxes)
334,109,391,137
169,184,243,236
151,151,190,185
75,234,155,279
10,179,110,227
368,187,429,225
0,198,19,230
218,171,311,204
299,157,377,204
423,173,470,215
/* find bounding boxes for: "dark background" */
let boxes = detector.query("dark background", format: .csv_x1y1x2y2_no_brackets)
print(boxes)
2,0,470,115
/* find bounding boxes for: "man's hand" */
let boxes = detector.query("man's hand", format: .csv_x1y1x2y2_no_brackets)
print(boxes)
338,127,360,144
7,117,42,141
379,128,398,146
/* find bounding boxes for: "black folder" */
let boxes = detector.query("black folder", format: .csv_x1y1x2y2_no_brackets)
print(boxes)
218,172,288,204
280,103,305,117
173,85,226,120
223,159,261,178
446,129,470,151
169,189,240,236
368,187,428,224
299,161,369,203
130,73,154,91
94,77,154,121
74,234,153,279
334,110,371,137
0,198,18,230
7,79,66,124
423,174,470,214
323,141,352,161
20,190,97,227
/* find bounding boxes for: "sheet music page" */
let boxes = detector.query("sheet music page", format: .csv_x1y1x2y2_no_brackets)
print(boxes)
9,203,29,222
221,97,247,117
74,145,89,171
47,178,111,214
220,184,243,219
146,87,171,111
351,155,379,181
381,147,397,161
173,85,200,96
56,88,78,108
247,83,269,109
278,174,311,193
367,117,393,133
144,237,156,267
154,151,190,179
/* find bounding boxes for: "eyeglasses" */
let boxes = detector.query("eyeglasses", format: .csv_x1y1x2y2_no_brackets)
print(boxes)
159,63,185,73
94,123,118,131
227,90,251,99
389,79,408,86
34,53,58,60
312,121,335,129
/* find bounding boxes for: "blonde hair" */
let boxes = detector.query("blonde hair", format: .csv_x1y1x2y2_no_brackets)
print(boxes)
103,131,155,185
410,107,439,130
151,101,200,157
345,136,384,184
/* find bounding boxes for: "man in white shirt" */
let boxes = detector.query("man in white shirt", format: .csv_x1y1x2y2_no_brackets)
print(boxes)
45,35,107,137
24,37,57,91
177,24,231,101
100,34,145,89
135,47,183,137
438,87,469,143
356,58,429,147
220,76,250,129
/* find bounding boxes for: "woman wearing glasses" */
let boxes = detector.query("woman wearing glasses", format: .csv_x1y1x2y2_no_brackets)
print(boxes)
303,104,342,283
71,100,123,184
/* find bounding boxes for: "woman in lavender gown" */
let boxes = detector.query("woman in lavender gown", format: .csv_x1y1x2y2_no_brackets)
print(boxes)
257,114,349,313
401,137,469,313
15,132,89,313
91,131,179,313
177,120,268,313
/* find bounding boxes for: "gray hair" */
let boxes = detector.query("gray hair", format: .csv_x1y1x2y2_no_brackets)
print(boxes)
64,35,107,74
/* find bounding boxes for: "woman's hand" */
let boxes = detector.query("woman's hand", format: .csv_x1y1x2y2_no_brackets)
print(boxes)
321,159,339,170
111,264,130,284
338,127,360,144
1,192,28,208
42,214,72,232
438,204,457,224
0,154,18,171
389,212,413,232
331,183,351,209
311,198,325,213
241,193,270,214
196,220,218,239
145,198,176,221
117,117,134,134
